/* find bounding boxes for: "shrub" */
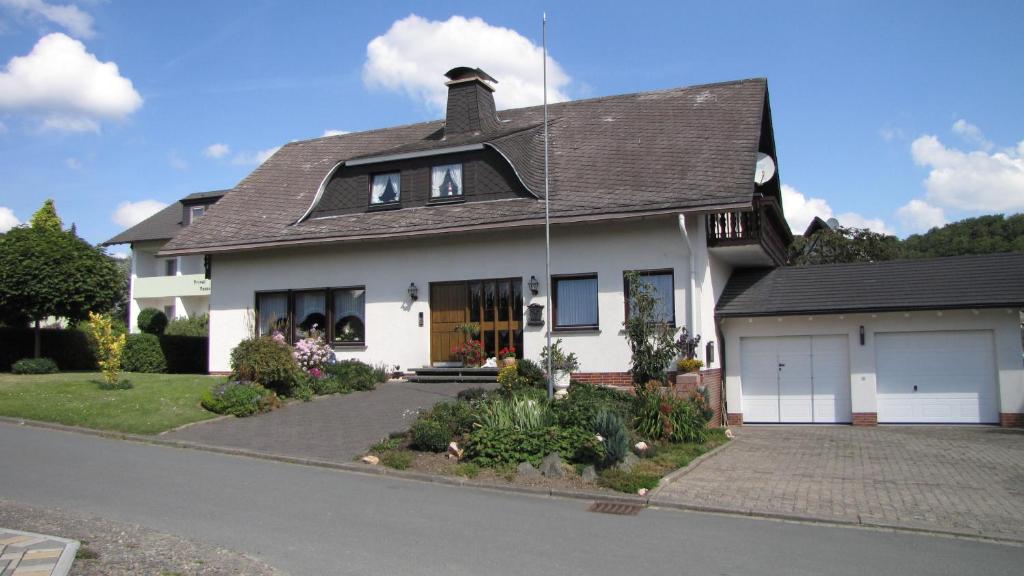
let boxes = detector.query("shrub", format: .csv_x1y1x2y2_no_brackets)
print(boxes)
380,450,413,470
593,409,631,468
230,336,302,396
599,469,661,493
514,358,547,389
465,425,606,467
164,314,208,336
623,272,678,391
410,419,452,453
425,401,476,436
550,382,633,430
453,462,481,478
369,437,402,453
86,311,126,388
456,387,488,402
122,333,167,373
0,327,97,371
11,357,58,374
371,362,390,383
308,374,351,396
539,338,580,373
634,390,709,444
136,308,168,335
323,360,378,391
476,395,552,431
158,335,208,374
496,364,524,395
202,381,279,417
293,331,332,372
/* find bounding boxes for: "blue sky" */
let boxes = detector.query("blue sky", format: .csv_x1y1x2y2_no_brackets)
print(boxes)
1,0,1022,251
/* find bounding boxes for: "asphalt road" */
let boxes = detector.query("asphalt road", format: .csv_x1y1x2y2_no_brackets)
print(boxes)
1,422,1021,575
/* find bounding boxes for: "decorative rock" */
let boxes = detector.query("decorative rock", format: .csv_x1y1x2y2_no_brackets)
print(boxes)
580,465,598,482
517,461,541,478
595,434,605,443
616,453,640,472
637,488,648,496
634,441,649,454
447,441,463,460
539,453,565,478
725,428,735,439
361,455,380,465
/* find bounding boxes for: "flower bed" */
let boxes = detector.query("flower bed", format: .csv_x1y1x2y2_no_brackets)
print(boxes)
363,361,727,494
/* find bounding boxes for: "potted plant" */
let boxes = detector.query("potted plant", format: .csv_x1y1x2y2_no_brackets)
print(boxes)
540,339,580,397
675,357,704,392
498,346,517,367
452,339,485,367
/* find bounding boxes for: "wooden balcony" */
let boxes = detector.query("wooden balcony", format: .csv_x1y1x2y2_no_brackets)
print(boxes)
706,196,792,267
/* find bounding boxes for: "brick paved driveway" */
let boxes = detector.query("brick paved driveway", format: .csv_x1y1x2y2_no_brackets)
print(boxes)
163,380,493,463
652,426,1024,542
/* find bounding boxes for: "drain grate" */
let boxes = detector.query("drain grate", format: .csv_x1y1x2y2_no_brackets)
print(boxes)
587,501,644,516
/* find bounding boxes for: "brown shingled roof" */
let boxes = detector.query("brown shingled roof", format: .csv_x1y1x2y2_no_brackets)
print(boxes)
103,191,226,246
162,78,771,255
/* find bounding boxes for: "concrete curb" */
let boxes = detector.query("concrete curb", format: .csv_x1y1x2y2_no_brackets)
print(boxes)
3,416,1021,546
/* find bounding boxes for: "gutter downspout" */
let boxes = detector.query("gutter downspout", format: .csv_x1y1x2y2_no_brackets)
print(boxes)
677,214,698,337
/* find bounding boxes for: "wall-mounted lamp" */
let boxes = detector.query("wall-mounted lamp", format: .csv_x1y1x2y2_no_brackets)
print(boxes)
528,275,540,295
408,282,419,301
859,325,865,346
705,341,715,366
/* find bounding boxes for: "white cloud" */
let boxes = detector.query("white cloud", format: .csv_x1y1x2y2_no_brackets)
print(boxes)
64,156,81,169
781,184,894,235
911,131,1024,212
897,199,946,234
322,129,348,137
0,0,95,39
363,14,571,111
112,199,166,228
0,33,142,132
232,145,281,165
203,142,230,158
0,206,20,232
951,119,993,151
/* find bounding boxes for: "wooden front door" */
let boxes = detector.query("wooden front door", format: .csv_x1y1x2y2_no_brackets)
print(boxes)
430,278,523,364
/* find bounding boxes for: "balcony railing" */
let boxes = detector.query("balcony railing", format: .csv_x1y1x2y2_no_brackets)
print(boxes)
134,273,211,299
706,196,791,266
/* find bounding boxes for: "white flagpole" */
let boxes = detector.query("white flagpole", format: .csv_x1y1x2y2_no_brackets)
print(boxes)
543,12,554,400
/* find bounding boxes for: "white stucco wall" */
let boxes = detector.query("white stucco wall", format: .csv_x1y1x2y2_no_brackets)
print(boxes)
721,308,1024,418
207,216,723,374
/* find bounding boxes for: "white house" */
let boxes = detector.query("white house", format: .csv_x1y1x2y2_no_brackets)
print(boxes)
159,67,1024,427
104,191,223,332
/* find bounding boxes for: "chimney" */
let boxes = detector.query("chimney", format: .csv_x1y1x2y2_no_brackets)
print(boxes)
443,67,499,137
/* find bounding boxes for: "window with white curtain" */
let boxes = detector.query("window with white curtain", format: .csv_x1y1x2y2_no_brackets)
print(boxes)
294,290,326,339
333,288,365,344
431,164,463,198
370,172,401,205
257,292,289,337
553,275,599,329
624,270,675,325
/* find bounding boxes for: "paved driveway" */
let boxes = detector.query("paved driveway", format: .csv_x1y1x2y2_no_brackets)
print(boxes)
163,380,493,463
653,426,1024,542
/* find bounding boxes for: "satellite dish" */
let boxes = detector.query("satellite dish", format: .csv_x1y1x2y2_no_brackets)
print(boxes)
754,152,776,185
826,217,840,229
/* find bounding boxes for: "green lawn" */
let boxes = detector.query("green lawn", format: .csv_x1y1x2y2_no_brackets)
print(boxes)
0,372,224,435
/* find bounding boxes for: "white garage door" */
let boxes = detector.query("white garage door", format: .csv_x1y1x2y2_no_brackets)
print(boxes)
740,335,851,423
875,331,998,424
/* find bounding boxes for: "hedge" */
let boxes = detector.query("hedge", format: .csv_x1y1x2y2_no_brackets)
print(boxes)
0,327,96,371
0,327,208,374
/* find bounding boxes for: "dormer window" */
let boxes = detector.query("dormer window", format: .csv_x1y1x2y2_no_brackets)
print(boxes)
431,164,463,198
189,205,205,224
370,172,401,205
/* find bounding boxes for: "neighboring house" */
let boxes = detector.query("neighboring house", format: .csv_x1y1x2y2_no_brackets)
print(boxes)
159,66,1024,427
104,191,224,332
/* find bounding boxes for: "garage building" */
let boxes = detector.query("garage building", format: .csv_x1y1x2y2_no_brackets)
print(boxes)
717,253,1024,427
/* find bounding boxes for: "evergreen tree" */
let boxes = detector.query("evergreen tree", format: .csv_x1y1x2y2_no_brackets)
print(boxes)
30,199,63,233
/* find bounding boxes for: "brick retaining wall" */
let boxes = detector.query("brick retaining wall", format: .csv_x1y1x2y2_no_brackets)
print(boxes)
1000,413,1024,428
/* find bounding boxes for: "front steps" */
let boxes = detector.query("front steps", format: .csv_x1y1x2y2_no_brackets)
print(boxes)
408,366,499,384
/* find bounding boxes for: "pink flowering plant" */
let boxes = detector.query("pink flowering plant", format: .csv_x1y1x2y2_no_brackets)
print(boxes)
293,325,333,373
